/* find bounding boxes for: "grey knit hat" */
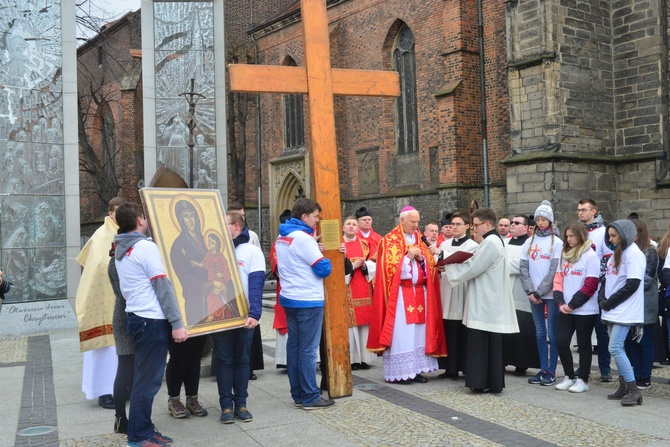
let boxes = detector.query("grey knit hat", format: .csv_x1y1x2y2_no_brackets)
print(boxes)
606,219,637,250
534,200,554,223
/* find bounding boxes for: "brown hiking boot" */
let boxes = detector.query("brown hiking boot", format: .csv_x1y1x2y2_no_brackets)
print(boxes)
186,395,208,417
168,396,188,418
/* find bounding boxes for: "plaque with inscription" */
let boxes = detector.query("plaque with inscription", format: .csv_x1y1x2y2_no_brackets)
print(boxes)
319,219,341,251
357,149,379,195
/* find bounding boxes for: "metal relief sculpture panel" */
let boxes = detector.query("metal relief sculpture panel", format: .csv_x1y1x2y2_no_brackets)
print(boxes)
0,0,66,302
154,1,217,187
357,148,380,195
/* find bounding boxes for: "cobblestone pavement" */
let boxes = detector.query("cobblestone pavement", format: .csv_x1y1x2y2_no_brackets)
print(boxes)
2,307,670,447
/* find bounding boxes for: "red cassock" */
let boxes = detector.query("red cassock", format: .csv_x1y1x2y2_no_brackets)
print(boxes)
344,237,374,327
269,242,287,335
366,225,447,357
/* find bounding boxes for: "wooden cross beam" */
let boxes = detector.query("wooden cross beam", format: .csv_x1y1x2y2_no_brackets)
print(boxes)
229,0,399,398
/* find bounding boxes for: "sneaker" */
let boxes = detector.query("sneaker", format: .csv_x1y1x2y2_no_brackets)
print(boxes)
186,396,208,417
540,372,556,386
636,379,651,390
168,397,188,419
302,398,335,410
235,406,253,422
151,430,173,446
528,371,544,384
600,373,613,383
220,408,234,424
127,439,167,447
554,376,576,391
293,402,303,408
568,378,590,393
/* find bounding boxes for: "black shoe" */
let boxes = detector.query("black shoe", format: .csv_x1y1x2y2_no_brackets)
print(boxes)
636,379,651,390
471,387,502,394
359,362,370,370
98,394,115,410
387,379,412,385
412,374,428,383
302,398,335,410
438,371,458,379
351,363,360,371
249,372,257,380
513,367,527,376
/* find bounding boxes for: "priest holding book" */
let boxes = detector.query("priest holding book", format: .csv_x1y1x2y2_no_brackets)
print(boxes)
436,212,479,379
444,208,519,393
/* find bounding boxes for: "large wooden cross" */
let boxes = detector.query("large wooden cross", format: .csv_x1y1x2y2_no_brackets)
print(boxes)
229,0,399,398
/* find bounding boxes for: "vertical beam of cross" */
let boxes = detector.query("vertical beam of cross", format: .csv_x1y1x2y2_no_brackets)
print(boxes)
229,0,399,397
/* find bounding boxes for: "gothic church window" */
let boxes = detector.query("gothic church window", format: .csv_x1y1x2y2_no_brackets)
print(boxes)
99,100,116,211
393,25,418,155
283,58,305,149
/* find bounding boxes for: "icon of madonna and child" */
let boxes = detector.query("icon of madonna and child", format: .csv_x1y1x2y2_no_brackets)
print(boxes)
140,189,248,335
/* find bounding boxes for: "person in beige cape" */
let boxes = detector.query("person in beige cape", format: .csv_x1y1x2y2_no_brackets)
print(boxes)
76,197,126,408
445,208,518,393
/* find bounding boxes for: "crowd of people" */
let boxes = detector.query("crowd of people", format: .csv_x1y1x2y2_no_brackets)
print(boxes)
343,198,670,400
73,195,670,446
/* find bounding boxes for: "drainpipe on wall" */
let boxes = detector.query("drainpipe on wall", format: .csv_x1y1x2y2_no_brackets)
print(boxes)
477,0,490,207
252,34,262,244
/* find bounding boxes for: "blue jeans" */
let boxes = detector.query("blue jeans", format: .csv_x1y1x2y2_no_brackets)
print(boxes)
595,312,612,375
284,306,323,405
530,299,558,373
626,323,654,380
126,314,170,443
607,323,635,382
212,327,254,410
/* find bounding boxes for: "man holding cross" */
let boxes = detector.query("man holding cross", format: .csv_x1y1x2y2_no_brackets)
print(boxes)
275,198,334,408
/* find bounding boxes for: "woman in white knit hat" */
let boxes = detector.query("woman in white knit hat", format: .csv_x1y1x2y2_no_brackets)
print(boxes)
520,200,564,386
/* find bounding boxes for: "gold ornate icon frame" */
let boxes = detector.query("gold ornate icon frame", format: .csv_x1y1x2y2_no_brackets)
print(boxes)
140,187,248,336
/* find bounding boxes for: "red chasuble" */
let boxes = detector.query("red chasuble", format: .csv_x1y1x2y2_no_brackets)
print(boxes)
270,242,287,335
366,225,447,357
344,237,374,327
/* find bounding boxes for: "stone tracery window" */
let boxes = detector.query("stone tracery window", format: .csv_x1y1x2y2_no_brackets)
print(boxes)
393,25,418,155
283,58,304,149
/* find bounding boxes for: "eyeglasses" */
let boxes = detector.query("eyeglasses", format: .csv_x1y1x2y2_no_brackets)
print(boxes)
577,208,592,213
472,222,486,227
511,221,525,225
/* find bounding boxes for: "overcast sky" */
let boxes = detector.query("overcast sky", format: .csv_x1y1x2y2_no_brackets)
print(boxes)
76,0,141,41
98,0,140,18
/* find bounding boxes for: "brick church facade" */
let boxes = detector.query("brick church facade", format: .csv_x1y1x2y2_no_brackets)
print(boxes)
249,0,670,237
249,0,510,236
76,1,670,241
77,10,144,233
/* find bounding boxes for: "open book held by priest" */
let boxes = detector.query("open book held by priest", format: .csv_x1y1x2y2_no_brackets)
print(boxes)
436,250,474,266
